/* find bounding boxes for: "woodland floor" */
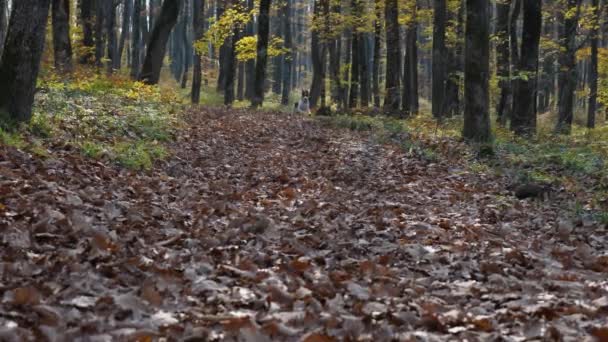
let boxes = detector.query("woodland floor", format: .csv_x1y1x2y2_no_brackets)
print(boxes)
1,108,608,341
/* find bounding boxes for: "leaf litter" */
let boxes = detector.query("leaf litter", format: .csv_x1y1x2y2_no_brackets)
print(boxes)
0,108,607,341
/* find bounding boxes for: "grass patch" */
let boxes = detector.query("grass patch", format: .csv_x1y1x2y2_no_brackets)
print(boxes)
0,67,185,170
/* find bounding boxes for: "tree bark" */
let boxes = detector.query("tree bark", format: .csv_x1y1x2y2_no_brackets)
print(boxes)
511,0,542,136
119,0,133,70
0,0,7,62
140,0,181,85
372,0,382,108
191,0,204,104
587,0,600,128
359,32,370,108
348,26,360,108
463,0,491,142
310,0,324,108
0,0,51,123
95,0,106,68
495,0,511,125
131,0,142,78
432,0,447,119
402,6,419,115
555,0,582,134
79,0,95,64
252,0,271,107
384,0,401,115
106,1,118,73
52,0,73,73
244,0,255,100
281,0,293,106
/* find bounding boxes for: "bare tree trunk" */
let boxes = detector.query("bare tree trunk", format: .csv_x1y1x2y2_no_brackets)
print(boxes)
106,1,118,73
372,0,381,108
402,4,419,116
131,0,142,78
384,0,401,115
511,0,542,136
463,0,491,142
495,0,511,125
140,0,181,85
281,0,293,106
0,0,51,122
119,0,133,70
252,0,272,107
556,0,582,134
587,0,600,128
0,0,7,62
52,0,73,72
432,0,446,119
310,0,324,108
191,0,204,103
244,0,255,100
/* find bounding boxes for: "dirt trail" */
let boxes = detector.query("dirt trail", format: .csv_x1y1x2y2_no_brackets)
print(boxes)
0,109,606,341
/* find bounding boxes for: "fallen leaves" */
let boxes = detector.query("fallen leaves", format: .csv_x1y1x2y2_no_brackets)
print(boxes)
0,108,606,340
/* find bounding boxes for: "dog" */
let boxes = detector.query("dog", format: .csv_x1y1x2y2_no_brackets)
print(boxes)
294,90,311,115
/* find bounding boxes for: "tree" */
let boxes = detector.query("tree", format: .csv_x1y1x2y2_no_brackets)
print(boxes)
555,0,583,134
79,0,95,64
463,0,491,142
119,0,134,70
191,0,204,104
131,0,142,78
140,0,181,85
402,1,419,116
310,0,325,108
0,0,51,123
52,0,73,73
495,0,511,125
0,0,8,62
432,0,447,119
252,0,272,107
587,0,601,128
511,0,542,136
372,0,382,108
281,0,293,106
244,0,255,100
384,0,401,115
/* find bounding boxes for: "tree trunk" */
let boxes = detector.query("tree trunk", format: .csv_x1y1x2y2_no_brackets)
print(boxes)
403,7,419,115
310,0,324,108
237,62,245,100
244,0,255,100
216,1,227,92
432,0,446,119
281,0,293,106
359,32,370,108
495,0,511,125
119,0,133,70
106,1,118,73
372,0,382,108
0,0,7,62
95,0,106,68
131,0,142,78
587,0,600,128
556,0,582,134
463,0,491,142
0,0,51,123
140,0,181,85
78,0,95,64
384,0,401,115
348,27,359,108
252,0,271,107
52,0,73,73
191,0,204,104
511,0,542,136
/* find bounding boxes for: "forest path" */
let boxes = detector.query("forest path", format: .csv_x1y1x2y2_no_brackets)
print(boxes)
0,108,607,340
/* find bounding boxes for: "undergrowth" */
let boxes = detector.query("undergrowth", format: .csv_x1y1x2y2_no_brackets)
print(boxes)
4,68,185,170
319,111,608,220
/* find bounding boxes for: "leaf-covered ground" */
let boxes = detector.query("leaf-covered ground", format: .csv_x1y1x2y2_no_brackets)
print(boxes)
1,108,607,341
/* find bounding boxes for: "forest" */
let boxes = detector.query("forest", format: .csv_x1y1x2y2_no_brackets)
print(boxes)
1,0,608,340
